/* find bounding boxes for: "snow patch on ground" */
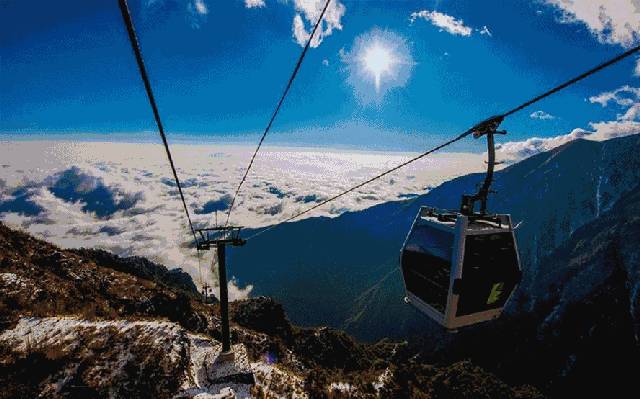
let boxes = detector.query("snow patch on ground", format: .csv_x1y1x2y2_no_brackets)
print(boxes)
0,317,306,398
373,367,393,392
0,272,29,291
0,317,183,359
330,381,355,393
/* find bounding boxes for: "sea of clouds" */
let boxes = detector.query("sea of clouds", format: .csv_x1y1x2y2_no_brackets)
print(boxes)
2,123,638,299
0,140,485,299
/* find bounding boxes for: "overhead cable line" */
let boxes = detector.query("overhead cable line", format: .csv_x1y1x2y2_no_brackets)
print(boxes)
225,0,333,226
247,129,474,240
502,44,640,118
247,44,640,240
118,0,198,244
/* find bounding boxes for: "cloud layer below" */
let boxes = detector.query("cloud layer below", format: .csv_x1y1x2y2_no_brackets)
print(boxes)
0,141,483,297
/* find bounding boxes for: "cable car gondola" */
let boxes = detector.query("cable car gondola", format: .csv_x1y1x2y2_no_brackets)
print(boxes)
400,116,522,330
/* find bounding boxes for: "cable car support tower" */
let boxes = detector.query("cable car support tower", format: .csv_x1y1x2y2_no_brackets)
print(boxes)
196,226,246,358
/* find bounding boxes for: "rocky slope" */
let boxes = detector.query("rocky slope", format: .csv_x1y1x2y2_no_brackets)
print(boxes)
0,222,540,398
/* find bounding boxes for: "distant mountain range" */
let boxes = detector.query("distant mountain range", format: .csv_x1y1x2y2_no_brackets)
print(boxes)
230,134,640,341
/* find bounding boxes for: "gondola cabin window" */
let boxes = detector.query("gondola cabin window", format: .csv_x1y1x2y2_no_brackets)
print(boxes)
401,221,454,313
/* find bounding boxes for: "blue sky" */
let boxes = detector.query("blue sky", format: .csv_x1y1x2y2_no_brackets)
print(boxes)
1,0,638,151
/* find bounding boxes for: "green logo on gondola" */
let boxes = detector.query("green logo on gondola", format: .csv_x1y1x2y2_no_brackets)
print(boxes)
487,282,504,305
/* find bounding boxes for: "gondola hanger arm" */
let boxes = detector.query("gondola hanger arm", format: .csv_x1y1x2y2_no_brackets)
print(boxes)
460,116,507,215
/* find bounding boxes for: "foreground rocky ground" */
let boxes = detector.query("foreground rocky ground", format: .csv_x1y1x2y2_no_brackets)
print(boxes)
0,222,542,398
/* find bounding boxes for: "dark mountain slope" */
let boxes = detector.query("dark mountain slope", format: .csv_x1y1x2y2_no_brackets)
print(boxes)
231,134,640,340
414,183,640,398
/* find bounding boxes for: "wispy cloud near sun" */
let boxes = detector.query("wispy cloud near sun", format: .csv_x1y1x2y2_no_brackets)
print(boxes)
530,110,555,120
244,0,265,9
291,0,346,48
409,10,472,37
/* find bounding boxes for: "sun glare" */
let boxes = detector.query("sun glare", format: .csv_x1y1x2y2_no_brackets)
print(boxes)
344,28,414,102
361,42,396,92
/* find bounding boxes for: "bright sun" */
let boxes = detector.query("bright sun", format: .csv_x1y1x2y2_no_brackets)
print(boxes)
361,42,396,92
346,29,414,102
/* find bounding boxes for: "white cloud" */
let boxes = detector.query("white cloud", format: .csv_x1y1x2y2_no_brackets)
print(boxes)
635,58,640,76
410,10,473,37
496,129,591,163
530,110,555,120
619,103,640,121
193,0,208,15
588,119,640,140
322,59,329,66
292,14,313,47
291,0,346,48
245,0,265,9
589,85,640,107
499,84,640,162
478,25,493,37
589,85,640,121
186,0,209,28
496,122,640,163
543,0,640,47
243,0,345,47
146,0,209,27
